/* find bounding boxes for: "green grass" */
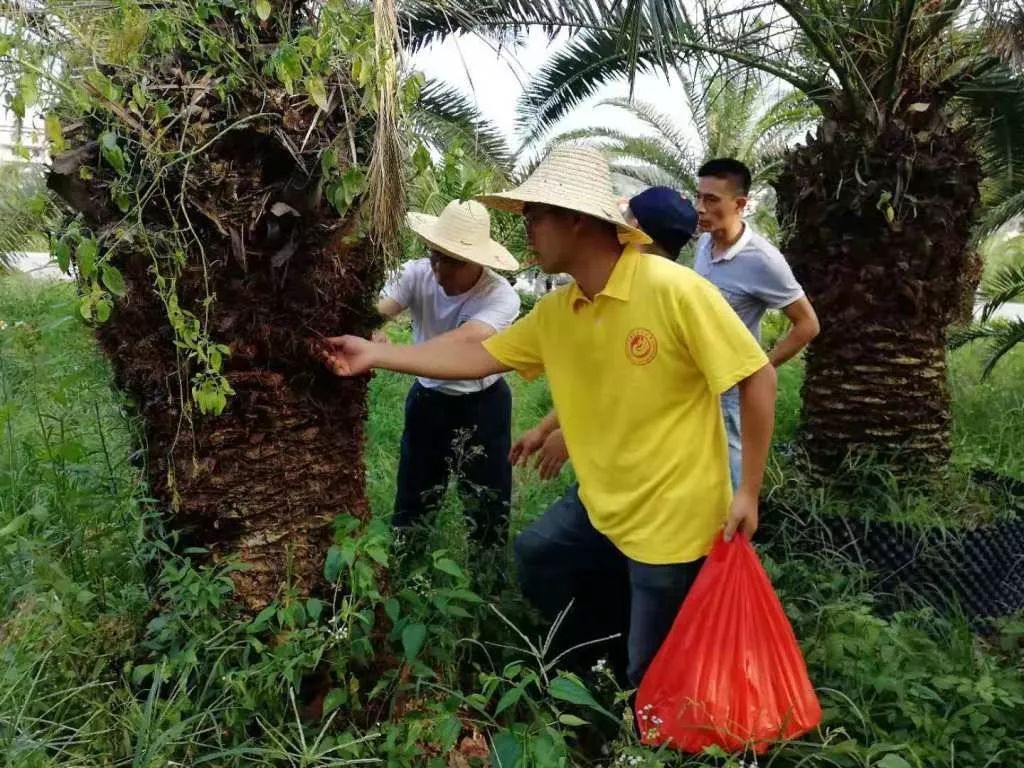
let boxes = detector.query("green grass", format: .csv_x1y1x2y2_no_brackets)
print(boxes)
3,276,1024,767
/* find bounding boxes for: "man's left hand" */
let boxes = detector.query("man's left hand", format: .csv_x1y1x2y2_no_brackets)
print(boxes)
723,488,759,542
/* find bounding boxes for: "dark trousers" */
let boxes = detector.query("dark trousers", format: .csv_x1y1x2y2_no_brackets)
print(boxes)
514,484,704,686
394,379,512,548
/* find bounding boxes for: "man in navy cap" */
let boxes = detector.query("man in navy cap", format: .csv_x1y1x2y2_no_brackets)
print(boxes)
625,186,699,261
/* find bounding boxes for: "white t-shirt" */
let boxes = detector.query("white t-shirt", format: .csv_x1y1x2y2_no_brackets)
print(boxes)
382,258,521,394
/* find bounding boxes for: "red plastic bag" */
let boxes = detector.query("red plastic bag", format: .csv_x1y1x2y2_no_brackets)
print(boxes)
635,534,821,754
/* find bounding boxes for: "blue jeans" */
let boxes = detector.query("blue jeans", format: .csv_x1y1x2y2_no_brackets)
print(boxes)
514,485,704,686
721,388,742,492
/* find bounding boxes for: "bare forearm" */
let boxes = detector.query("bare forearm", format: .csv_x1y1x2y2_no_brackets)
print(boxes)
372,335,507,380
737,364,777,496
768,325,814,367
535,409,560,437
770,299,819,367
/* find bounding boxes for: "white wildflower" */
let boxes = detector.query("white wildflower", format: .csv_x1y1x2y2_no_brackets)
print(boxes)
591,658,608,674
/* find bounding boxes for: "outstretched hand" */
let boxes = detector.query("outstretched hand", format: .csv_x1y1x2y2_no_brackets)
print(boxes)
535,429,569,480
509,426,546,466
509,427,569,480
321,335,377,377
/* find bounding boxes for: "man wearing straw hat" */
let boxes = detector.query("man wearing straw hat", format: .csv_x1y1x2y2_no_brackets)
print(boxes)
376,199,520,550
323,146,777,685
511,186,701,480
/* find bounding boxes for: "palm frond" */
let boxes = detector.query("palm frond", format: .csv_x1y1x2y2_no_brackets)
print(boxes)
958,61,1024,238
598,97,698,165
976,186,1024,239
979,261,1024,319
515,27,663,147
949,321,1001,350
748,89,820,156
968,319,1024,377
985,0,1024,70
412,79,512,169
396,0,597,52
608,160,688,191
0,163,59,272
547,125,694,191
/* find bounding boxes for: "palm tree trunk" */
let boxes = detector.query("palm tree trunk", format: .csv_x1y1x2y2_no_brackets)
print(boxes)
775,115,983,471
41,1,400,609
49,128,381,609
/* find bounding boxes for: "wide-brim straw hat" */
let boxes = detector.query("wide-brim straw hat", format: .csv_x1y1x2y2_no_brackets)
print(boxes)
475,145,652,245
406,199,519,272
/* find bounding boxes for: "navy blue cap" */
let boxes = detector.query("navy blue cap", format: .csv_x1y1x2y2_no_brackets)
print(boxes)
628,187,699,259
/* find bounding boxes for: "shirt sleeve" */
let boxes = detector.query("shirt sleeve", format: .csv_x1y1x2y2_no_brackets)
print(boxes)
748,250,805,310
677,276,770,394
481,301,545,380
381,260,419,310
468,283,521,333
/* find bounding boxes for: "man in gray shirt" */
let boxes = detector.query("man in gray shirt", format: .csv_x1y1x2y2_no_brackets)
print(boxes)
693,158,820,488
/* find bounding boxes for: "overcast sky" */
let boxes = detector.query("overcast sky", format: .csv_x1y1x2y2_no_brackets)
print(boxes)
410,29,701,169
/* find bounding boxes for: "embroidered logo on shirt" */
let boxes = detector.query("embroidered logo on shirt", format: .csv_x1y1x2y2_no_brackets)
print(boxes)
625,328,658,366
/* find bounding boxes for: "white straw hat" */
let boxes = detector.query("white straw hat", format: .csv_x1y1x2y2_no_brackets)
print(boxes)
406,199,519,272
475,145,652,244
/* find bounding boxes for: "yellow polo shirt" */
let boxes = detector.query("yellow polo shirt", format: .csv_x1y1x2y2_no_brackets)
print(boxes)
483,245,768,564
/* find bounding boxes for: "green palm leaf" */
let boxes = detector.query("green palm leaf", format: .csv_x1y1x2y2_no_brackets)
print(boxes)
979,262,1024,321
515,27,664,147
413,80,512,169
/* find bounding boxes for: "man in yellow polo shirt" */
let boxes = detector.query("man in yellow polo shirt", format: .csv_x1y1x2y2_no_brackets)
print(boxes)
322,145,777,685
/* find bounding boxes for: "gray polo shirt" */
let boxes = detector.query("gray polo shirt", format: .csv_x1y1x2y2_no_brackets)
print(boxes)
693,225,804,343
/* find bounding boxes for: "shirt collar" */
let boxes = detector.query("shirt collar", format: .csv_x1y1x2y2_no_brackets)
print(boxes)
569,244,642,310
707,223,752,263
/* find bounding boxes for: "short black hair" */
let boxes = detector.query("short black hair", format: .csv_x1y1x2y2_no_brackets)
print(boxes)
697,158,752,196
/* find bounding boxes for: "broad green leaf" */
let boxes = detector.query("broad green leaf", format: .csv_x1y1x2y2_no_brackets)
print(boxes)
44,113,64,152
53,239,71,273
557,713,588,727
77,238,98,279
101,264,126,296
99,132,127,175
306,598,324,623
877,756,913,768
79,296,93,321
438,714,461,751
18,73,38,111
255,0,272,21
306,76,329,111
549,675,614,719
95,299,112,323
131,664,156,686
494,685,523,716
434,557,464,579
530,729,563,764
323,687,347,715
489,731,523,768
324,545,343,582
384,597,401,625
401,623,427,661
249,604,277,631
